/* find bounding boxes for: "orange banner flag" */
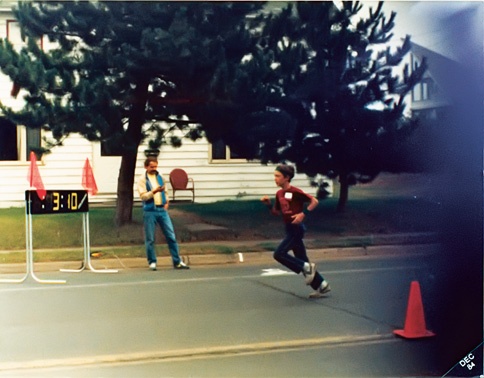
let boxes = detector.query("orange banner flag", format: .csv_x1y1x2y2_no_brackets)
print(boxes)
82,158,98,196
27,151,46,200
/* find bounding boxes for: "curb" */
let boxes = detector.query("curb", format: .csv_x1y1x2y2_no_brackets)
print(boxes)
0,242,440,274
0,333,395,372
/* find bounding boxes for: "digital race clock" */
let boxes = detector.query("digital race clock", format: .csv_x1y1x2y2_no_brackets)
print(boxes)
26,190,89,214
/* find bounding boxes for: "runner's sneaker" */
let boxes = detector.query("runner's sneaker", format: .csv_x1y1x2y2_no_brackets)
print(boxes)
304,263,316,285
149,262,157,271
175,262,190,270
309,281,331,299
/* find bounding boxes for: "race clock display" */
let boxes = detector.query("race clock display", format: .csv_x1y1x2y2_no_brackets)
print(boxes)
26,190,89,214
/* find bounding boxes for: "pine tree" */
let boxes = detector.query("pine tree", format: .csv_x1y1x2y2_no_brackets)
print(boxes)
215,1,427,211
0,1,264,224
0,1,427,217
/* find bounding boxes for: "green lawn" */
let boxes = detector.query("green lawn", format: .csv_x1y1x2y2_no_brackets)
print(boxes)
175,196,441,239
0,198,441,249
0,173,443,262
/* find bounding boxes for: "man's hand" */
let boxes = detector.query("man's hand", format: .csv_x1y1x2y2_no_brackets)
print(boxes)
153,185,165,194
261,195,271,205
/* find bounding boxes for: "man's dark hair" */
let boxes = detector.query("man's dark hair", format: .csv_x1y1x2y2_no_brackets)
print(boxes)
144,156,158,167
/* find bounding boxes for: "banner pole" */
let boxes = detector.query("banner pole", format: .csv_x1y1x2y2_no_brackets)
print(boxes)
27,191,66,284
85,212,117,273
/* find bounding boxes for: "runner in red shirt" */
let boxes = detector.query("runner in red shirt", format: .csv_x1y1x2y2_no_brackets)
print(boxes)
261,164,331,298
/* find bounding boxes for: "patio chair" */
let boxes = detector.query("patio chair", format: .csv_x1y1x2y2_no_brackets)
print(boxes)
169,168,195,202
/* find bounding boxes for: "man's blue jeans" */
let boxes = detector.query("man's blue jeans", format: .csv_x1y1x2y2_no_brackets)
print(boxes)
274,223,323,290
143,208,182,267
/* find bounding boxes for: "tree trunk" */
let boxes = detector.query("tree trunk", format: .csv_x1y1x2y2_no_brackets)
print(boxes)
336,174,349,213
115,150,139,226
114,78,150,226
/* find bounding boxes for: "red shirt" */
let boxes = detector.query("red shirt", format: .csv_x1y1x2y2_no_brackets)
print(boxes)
275,186,312,224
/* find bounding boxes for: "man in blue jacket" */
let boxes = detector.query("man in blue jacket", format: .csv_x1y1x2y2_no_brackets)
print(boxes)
137,157,189,271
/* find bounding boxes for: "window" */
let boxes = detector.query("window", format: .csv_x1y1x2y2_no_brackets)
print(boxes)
25,128,41,160
6,19,22,45
100,140,124,156
412,77,435,103
210,140,247,162
0,118,17,160
423,78,435,100
412,84,422,102
422,81,429,100
0,118,41,161
0,20,41,162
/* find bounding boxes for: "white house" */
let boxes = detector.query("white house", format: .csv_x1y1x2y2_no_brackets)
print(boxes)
0,4,324,208
1,2,458,209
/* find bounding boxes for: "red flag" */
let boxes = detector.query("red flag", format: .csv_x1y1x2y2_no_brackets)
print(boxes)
82,158,98,196
27,151,46,200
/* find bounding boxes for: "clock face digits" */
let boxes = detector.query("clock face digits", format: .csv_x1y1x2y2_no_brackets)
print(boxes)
26,190,89,214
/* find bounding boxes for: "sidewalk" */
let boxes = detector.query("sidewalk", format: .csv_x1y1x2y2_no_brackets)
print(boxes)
0,232,439,273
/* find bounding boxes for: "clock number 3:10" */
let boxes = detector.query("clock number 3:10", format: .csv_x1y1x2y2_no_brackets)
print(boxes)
52,192,78,211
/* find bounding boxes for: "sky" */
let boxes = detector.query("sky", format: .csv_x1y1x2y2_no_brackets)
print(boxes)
375,1,483,62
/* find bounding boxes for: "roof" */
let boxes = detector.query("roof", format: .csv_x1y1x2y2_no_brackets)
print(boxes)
410,42,463,96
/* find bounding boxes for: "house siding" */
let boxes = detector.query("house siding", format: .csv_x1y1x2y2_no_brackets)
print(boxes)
0,7,326,209
0,5,460,210
132,138,321,204
0,130,324,208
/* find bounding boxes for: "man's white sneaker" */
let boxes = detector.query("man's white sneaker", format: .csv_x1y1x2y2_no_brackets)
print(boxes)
304,263,317,285
149,262,157,271
309,281,331,299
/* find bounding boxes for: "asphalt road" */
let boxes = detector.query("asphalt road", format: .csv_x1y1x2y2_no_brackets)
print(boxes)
0,244,464,377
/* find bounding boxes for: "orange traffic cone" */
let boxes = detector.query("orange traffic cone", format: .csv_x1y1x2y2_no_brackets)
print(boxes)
393,280,435,339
